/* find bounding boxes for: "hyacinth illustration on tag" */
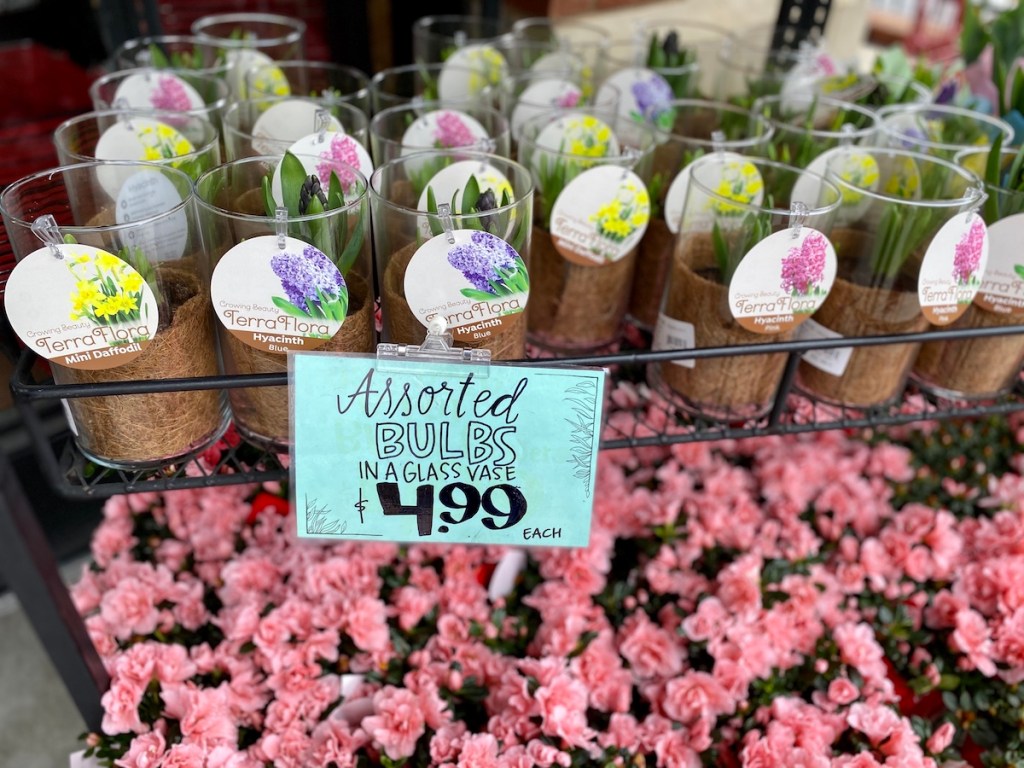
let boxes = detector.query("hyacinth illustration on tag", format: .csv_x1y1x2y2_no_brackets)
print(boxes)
630,74,674,131
447,231,529,300
781,231,829,305
68,250,148,326
590,180,651,245
709,160,764,215
953,216,985,289
556,89,581,108
150,75,194,112
271,244,349,326
315,134,364,194
433,111,477,149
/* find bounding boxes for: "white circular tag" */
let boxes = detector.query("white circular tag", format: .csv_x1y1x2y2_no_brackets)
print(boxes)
94,117,196,199
114,170,189,262
248,62,291,98
270,133,373,205
226,49,276,98
438,44,510,102
210,235,348,352
550,165,651,266
400,108,491,151
728,227,837,334
793,147,879,227
251,100,344,156
511,79,582,141
529,51,583,75
529,113,620,179
664,150,746,234
6,243,160,370
919,212,989,326
680,156,766,232
780,51,839,112
597,67,675,133
976,213,1024,315
112,72,206,112
403,230,529,343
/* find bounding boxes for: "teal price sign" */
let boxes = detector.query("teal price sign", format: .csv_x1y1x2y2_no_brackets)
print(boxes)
290,352,606,547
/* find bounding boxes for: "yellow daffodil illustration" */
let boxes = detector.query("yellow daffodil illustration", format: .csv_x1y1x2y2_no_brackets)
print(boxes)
66,247,149,328
590,180,651,250
709,160,764,215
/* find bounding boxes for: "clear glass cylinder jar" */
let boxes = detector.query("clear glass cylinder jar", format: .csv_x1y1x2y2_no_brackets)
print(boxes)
369,150,534,360
368,101,510,167
194,156,374,449
0,161,229,467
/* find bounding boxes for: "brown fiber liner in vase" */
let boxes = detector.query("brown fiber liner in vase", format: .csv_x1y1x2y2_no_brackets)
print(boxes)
528,226,636,351
912,303,1024,398
797,228,928,408
655,232,790,417
60,265,226,466
223,272,375,445
381,240,527,360
629,218,675,330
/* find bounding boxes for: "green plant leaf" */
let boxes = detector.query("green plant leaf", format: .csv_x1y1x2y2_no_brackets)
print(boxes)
338,214,364,275
280,152,307,217
147,43,171,69
328,171,344,208
272,296,313,318
462,174,481,214
960,1,989,65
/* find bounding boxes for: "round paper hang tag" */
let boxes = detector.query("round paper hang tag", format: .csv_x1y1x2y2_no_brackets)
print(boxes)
251,100,344,155
780,51,839,111
5,243,159,370
226,49,277,98
683,156,766,232
438,44,510,102
400,108,491,151
882,154,923,201
793,147,879,227
511,79,582,140
664,151,746,234
550,165,651,267
975,213,1024,315
248,63,291,98
270,133,374,205
403,230,529,343
529,112,620,178
597,67,675,133
94,117,196,199
114,170,188,262
529,50,583,76
728,227,837,334
210,235,347,352
919,212,989,326
111,72,206,112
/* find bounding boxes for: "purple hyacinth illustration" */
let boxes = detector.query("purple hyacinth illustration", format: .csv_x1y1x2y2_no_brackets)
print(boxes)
631,75,674,130
447,231,529,298
271,245,347,321
150,75,193,112
316,134,361,193
781,231,828,296
953,217,985,285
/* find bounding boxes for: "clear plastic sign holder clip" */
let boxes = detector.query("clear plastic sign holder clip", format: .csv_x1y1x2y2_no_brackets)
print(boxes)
32,214,65,259
376,317,492,370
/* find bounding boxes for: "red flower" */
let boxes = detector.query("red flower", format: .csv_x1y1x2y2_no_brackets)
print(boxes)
247,491,292,524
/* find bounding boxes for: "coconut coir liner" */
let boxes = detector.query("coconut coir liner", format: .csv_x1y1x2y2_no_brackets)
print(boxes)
913,304,1024,398
528,226,636,351
57,265,226,466
629,218,675,330
656,232,790,416
223,272,375,445
797,227,928,408
381,240,526,360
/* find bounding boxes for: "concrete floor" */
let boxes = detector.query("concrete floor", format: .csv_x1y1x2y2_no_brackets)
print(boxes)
0,581,88,768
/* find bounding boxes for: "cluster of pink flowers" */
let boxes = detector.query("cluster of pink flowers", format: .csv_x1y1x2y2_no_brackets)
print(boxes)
76,386,1024,767
780,231,828,296
433,111,477,149
315,134,362,194
952,216,985,286
150,75,195,113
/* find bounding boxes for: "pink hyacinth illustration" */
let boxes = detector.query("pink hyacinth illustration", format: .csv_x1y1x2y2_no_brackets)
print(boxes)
781,231,828,295
316,135,361,193
556,89,581,109
434,111,476,148
953,217,985,285
150,75,193,112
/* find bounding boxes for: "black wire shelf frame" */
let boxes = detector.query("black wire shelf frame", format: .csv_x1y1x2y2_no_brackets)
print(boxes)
11,321,1024,499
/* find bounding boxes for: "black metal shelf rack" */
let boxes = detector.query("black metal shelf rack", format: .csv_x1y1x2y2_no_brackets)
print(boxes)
11,322,1024,500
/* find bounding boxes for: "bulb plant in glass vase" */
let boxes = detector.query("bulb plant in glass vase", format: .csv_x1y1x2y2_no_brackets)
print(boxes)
797,147,987,409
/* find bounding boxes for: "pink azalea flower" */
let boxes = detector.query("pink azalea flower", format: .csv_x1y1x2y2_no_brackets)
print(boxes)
363,687,427,760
